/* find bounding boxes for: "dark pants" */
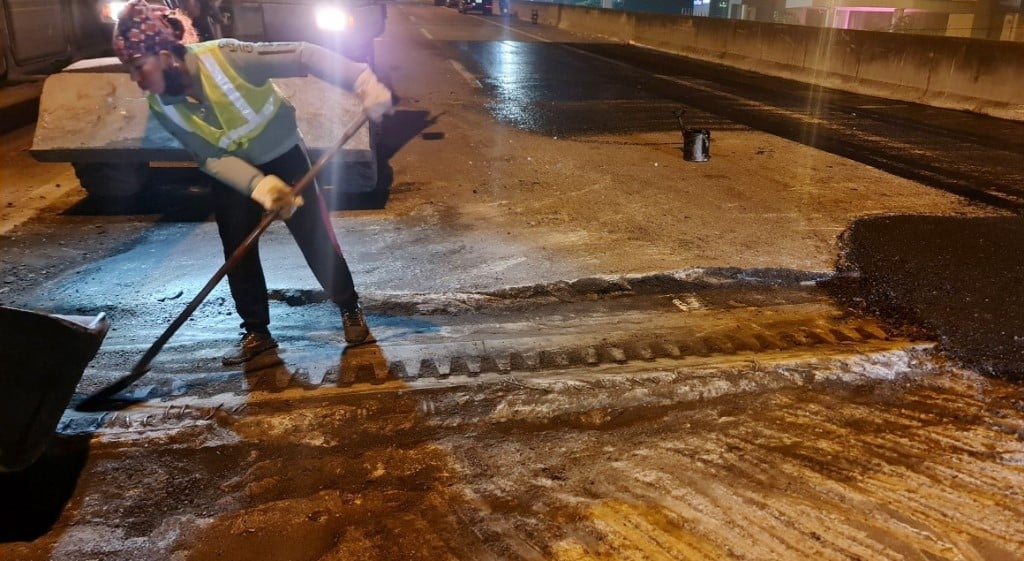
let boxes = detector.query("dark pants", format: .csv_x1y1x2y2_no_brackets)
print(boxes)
212,144,358,335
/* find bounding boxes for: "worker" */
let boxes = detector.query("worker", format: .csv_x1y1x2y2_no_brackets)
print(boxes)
112,0,394,365
173,0,224,42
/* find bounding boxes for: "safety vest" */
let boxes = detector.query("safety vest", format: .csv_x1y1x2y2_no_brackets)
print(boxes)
148,42,282,151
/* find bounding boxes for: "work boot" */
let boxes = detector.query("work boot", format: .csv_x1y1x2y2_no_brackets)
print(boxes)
222,332,278,366
342,306,370,345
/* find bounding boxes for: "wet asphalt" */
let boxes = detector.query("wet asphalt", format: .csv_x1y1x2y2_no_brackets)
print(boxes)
430,20,1024,378
436,36,1024,212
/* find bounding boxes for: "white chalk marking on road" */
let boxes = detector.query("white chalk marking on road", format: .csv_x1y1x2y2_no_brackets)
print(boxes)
421,28,434,39
449,59,482,88
0,178,81,236
467,256,528,276
672,295,702,312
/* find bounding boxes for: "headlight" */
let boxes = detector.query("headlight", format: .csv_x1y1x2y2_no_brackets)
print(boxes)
101,1,129,22
315,5,353,32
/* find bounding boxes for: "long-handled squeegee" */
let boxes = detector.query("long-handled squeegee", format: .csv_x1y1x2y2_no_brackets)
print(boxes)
77,115,369,412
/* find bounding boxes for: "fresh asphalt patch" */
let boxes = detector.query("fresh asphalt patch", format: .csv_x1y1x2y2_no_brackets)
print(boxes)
833,215,1024,380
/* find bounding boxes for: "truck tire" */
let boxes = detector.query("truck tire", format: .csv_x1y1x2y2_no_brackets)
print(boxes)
72,162,150,199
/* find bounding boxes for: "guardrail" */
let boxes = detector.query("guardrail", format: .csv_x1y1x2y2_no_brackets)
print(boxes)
510,1,1024,121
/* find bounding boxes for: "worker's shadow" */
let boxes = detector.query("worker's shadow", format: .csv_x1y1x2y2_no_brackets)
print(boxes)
377,109,443,162
0,434,91,542
329,109,442,211
332,339,392,386
242,342,393,387
241,350,298,393
241,339,392,393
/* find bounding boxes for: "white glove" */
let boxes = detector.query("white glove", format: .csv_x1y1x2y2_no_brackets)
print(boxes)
251,175,304,220
354,69,394,123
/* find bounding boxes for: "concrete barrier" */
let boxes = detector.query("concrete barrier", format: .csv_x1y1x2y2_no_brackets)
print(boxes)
511,1,1024,121
557,7,634,42
521,3,561,28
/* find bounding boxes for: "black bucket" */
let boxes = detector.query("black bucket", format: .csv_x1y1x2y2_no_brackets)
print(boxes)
683,128,710,162
675,109,710,162
0,306,109,472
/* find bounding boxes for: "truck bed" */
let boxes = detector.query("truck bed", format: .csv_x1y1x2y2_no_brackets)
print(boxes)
30,59,374,166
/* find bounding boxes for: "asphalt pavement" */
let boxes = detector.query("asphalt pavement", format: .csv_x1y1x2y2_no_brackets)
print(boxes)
833,215,1024,380
1,7,1023,559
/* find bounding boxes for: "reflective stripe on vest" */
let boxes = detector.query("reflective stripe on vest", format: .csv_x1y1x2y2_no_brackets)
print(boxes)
149,42,282,151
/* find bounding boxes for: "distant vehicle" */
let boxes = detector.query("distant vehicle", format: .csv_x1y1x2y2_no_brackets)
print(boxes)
458,0,492,15
0,0,112,83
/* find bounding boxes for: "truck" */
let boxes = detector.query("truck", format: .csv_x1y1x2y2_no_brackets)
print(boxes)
0,0,112,82
21,0,388,205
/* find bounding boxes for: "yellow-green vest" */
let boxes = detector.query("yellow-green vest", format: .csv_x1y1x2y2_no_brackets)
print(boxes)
149,42,282,152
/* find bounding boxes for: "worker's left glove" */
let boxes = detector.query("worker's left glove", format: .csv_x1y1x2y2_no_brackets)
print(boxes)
251,175,304,220
355,69,394,123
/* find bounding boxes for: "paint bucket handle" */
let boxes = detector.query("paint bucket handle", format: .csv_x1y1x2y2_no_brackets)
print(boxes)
673,108,687,134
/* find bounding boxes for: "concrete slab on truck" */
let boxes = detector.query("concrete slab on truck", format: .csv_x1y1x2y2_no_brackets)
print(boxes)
29,66,374,166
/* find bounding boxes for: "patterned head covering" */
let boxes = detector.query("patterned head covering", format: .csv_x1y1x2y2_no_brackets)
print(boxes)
112,0,181,64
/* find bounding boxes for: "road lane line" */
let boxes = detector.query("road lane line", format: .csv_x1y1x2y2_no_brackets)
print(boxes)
449,59,482,88
475,14,551,42
421,28,434,39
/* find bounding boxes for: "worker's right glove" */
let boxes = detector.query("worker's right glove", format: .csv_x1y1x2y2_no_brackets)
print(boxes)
354,69,394,123
251,175,304,220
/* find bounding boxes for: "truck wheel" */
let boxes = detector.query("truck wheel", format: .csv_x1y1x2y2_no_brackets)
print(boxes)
72,162,150,199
